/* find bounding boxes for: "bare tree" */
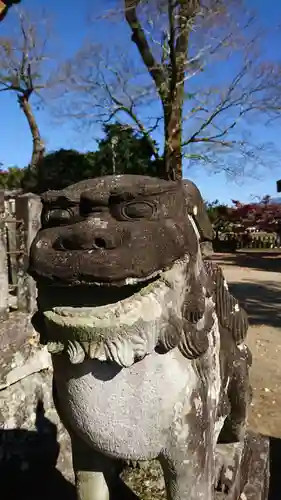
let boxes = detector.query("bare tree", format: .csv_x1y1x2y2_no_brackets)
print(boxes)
252,63,281,120
54,1,276,180
0,8,54,171
125,0,207,179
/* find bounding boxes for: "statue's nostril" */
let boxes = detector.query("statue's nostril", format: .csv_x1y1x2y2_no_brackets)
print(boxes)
53,235,114,251
94,237,107,249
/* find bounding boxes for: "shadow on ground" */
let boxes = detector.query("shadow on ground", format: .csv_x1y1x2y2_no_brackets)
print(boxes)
0,401,281,500
228,280,281,328
269,437,281,500
1,400,281,499
213,251,281,273
0,399,138,500
0,400,76,500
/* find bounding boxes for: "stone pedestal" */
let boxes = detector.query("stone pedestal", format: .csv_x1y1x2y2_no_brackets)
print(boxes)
215,433,270,500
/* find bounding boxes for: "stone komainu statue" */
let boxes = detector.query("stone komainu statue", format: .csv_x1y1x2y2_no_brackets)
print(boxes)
28,175,269,500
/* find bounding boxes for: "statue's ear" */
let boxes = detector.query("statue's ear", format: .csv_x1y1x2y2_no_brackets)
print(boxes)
182,180,214,241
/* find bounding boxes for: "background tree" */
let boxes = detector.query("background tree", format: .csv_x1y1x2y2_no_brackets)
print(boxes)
21,149,97,193
205,199,230,239
54,0,276,180
0,165,24,189
94,123,159,177
229,198,281,234
21,123,157,193
0,8,54,171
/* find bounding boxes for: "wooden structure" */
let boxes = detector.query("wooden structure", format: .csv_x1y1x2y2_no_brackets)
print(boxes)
0,190,41,319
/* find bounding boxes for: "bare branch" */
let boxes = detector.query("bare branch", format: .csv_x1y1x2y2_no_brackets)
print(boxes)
52,0,277,180
0,7,57,171
124,0,166,98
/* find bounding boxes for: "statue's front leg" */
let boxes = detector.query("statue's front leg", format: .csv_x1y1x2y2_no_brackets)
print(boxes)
157,359,219,500
159,449,214,500
53,377,111,500
159,427,215,500
72,436,139,500
71,435,115,500
75,470,108,500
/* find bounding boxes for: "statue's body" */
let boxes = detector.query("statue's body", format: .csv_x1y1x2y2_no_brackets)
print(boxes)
28,175,267,500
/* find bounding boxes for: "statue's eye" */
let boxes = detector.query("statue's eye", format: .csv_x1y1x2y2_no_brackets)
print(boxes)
42,208,74,227
121,201,154,220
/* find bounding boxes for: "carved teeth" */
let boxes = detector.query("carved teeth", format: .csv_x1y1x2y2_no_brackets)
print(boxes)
66,340,85,364
81,342,90,356
47,341,65,354
88,342,107,361
113,338,135,367
124,269,161,285
103,341,118,363
82,339,135,367
88,341,97,359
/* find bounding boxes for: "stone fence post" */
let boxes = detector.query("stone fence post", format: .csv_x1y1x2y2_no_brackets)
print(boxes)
15,193,42,313
0,189,9,320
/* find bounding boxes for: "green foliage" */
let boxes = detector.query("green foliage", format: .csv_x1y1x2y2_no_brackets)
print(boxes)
21,149,98,193
205,200,231,237
0,165,25,190
21,123,160,193
95,124,159,177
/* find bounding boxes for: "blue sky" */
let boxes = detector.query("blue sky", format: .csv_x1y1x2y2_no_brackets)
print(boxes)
1,0,281,204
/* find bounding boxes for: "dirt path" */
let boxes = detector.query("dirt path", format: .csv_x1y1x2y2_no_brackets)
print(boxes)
213,252,281,438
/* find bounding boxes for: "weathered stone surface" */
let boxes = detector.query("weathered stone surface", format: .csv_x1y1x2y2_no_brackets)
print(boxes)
26,174,270,500
0,210,9,321
121,433,271,500
215,432,270,499
0,313,50,390
0,315,271,500
15,193,42,312
0,313,74,499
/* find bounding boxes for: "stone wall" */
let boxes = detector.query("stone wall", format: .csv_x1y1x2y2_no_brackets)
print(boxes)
0,312,75,500
0,191,42,319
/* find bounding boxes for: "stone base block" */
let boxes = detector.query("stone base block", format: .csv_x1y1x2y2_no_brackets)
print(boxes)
215,432,270,500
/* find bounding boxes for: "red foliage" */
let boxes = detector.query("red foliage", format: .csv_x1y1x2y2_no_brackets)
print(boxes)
229,199,281,233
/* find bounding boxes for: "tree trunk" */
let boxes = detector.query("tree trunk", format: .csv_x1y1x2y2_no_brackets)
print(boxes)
124,0,196,181
163,68,185,181
18,94,45,172
163,100,183,181
162,0,193,181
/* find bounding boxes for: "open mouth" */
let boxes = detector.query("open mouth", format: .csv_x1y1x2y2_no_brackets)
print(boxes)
35,267,172,342
33,257,189,366
37,270,162,311
34,257,189,341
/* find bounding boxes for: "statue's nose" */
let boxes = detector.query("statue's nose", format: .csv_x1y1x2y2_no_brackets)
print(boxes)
53,217,129,251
